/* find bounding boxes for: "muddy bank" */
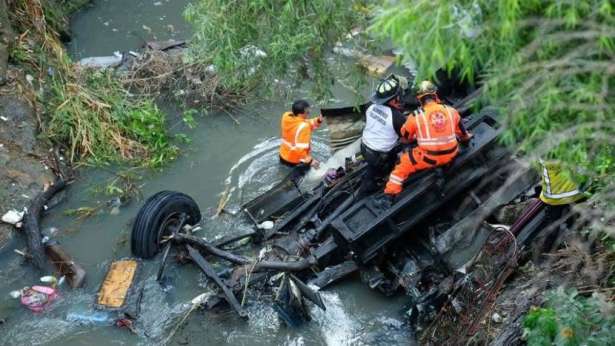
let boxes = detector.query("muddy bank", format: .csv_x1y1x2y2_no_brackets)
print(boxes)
0,72,55,249
0,0,89,248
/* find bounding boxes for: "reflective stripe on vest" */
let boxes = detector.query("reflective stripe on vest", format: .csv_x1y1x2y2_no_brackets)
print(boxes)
281,122,310,150
541,163,581,199
416,106,457,147
389,174,404,185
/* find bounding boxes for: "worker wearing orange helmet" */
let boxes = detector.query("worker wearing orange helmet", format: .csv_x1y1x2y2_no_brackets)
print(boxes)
279,100,323,170
384,81,472,196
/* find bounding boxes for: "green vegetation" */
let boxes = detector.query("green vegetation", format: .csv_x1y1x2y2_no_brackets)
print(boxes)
523,288,615,346
7,0,177,168
371,0,614,189
184,0,372,99
46,69,178,167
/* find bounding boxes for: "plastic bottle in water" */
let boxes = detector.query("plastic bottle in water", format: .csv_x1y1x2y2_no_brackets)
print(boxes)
66,310,114,326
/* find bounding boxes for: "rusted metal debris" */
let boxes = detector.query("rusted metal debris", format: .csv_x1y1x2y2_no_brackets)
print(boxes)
185,244,247,318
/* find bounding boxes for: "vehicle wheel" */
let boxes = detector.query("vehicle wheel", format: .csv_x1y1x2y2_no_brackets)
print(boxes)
131,191,201,258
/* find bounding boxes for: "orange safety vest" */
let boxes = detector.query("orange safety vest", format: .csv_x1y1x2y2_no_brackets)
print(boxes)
402,102,462,159
279,112,321,164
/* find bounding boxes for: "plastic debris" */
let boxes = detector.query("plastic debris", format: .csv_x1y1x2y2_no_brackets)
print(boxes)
491,312,503,323
66,310,113,326
78,53,123,69
191,293,209,306
18,286,59,312
257,221,274,230
2,209,25,225
115,318,137,333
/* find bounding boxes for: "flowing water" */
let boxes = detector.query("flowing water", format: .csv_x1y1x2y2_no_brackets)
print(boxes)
0,1,414,345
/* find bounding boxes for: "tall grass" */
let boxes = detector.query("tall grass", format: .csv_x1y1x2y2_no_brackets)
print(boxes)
8,0,176,168
184,0,372,100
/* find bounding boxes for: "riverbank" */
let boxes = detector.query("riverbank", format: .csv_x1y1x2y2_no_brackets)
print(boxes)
0,0,89,249
0,0,235,250
1,1,612,345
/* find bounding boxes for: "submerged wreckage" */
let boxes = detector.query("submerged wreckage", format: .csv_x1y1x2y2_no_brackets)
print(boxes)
125,81,573,336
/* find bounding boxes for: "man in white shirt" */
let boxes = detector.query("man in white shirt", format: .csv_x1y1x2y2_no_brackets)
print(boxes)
359,75,407,196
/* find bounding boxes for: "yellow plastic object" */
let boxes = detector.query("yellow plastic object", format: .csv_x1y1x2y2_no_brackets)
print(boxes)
97,259,138,308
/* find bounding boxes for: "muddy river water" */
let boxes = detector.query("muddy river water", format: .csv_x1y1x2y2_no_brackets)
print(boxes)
0,1,414,345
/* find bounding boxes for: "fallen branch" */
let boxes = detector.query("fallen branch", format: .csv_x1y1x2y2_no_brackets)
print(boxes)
173,233,316,272
23,178,66,269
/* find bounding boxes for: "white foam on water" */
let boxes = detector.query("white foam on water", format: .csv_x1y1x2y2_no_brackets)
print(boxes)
285,335,305,346
310,290,360,346
222,133,331,204
303,138,361,185
224,137,280,188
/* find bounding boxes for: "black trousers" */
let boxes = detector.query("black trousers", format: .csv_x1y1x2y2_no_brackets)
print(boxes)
359,143,396,196
279,156,310,183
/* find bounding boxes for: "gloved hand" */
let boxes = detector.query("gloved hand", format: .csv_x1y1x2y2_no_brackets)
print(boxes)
460,132,473,143
372,193,395,210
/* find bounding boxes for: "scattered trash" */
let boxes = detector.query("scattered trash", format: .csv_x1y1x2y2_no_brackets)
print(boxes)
115,318,137,333
239,44,267,59
78,54,124,69
257,220,274,230
2,209,25,225
491,312,503,323
66,310,114,326
12,284,59,313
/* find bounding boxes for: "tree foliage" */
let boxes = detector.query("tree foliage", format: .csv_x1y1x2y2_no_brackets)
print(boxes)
372,0,614,235
371,0,614,176
523,288,615,346
184,0,371,99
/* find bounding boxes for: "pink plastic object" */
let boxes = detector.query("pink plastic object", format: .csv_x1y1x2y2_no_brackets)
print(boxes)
20,286,58,313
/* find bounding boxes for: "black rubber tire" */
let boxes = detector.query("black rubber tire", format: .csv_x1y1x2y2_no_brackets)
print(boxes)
131,191,201,258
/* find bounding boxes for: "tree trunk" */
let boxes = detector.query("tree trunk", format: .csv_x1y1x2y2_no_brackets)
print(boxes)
23,178,66,269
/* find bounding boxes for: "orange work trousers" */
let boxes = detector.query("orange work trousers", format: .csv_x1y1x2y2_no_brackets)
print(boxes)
384,147,457,195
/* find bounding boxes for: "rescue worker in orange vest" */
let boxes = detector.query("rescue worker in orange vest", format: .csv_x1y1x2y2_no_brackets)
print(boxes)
279,100,323,172
384,81,473,196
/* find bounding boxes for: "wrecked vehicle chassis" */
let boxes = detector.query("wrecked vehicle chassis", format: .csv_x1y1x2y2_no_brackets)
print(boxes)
129,109,536,325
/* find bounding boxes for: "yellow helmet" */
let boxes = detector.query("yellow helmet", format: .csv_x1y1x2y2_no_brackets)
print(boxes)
416,80,438,100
